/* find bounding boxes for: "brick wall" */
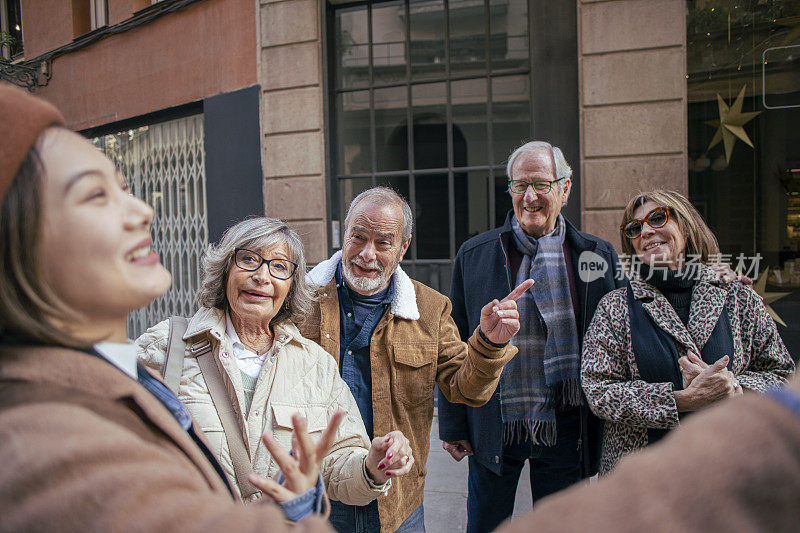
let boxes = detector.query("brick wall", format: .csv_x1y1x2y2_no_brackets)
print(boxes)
28,0,257,129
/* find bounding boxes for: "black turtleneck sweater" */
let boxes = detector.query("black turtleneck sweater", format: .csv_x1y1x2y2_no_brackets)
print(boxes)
639,264,695,326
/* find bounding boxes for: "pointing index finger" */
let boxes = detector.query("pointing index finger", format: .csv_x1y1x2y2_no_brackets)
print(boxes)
502,279,534,303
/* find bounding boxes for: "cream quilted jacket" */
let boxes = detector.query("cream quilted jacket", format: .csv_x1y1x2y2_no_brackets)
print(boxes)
136,307,388,505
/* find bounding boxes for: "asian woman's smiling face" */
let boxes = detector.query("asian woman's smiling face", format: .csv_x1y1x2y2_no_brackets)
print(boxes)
37,128,171,338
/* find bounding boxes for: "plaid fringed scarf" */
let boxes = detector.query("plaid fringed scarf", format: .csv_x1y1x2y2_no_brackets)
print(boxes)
500,214,582,446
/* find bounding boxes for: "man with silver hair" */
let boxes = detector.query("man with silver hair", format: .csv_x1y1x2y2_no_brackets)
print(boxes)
438,141,626,533
303,186,533,533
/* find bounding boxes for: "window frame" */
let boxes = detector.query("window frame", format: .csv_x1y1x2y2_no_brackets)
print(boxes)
90,0,108,30
0,0,24,60
323,0,579,292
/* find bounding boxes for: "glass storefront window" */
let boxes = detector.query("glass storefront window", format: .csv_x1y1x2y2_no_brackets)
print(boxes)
335,6,370,90
491,75,531,165
410,0,447,80
330,0,532,293
687,0,800,356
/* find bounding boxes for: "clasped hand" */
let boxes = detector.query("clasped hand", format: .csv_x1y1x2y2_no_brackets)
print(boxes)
442,439,474,462
675,352,742,412
364,430,414,484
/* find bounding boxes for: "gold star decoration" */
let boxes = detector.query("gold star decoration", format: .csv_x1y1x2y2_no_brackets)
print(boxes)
705,85,761,163
753,267,792,327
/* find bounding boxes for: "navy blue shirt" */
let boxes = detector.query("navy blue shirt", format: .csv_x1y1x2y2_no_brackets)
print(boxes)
335,263,394,439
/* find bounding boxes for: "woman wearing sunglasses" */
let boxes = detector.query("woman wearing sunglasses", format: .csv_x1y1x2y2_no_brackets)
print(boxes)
136,217,413,510
580,189,794,474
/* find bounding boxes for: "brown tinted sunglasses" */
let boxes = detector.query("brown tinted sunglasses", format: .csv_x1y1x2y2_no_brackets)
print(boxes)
620,206,670,239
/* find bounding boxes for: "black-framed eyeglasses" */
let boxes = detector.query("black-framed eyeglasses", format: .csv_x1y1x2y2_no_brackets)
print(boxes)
508,177,565,195
233,248,298,279
620,206,671,240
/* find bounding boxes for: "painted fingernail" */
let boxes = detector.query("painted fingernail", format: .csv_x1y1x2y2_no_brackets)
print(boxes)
387,453,393,460
378,463,385,470
386,472,393,477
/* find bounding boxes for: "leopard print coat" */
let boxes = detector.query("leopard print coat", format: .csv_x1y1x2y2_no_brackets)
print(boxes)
581,265,795,474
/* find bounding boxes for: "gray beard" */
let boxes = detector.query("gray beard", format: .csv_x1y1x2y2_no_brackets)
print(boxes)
342,258,396,294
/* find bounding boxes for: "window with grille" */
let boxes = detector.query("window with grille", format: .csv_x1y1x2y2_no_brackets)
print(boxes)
91,114,209,338
0,0,23,59
330,0,532,294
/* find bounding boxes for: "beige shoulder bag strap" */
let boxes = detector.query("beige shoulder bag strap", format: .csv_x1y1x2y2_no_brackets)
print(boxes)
195,350,260,499
163,316,190,395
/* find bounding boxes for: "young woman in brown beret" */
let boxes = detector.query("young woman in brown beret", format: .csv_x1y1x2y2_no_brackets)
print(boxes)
0,83,336,532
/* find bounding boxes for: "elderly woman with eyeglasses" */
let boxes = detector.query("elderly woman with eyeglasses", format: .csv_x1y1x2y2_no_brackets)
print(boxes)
580,190,794,474
137,217,413,507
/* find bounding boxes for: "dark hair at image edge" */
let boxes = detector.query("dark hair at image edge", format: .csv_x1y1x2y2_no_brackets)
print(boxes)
0,143,91,348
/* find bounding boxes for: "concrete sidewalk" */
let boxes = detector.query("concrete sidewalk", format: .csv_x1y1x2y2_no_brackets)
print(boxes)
423,411,532,532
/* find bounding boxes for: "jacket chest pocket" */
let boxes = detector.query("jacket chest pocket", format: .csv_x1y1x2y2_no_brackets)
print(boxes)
391,343,436,407
270,404,328,452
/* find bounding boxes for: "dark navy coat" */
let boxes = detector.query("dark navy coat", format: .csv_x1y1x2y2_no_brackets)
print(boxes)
437,211,626,476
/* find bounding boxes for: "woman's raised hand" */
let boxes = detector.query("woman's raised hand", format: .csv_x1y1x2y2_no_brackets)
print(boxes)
365,430,414,484
248,411,344,502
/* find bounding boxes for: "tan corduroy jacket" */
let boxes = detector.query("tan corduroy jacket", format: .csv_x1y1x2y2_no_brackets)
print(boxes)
303,251,517,532
137,307,389,506
0,344,332,533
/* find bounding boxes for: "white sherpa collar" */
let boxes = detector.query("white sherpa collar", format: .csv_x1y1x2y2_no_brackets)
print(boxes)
306,250,420,320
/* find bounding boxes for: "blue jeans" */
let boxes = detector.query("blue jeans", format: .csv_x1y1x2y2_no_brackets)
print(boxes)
465,410,582,533
329,500,425,533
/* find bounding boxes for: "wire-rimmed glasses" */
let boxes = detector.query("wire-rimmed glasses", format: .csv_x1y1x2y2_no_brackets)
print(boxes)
508,177,565,195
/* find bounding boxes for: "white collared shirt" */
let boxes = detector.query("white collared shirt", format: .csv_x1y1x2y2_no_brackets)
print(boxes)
94,341,139,379
226,313,270,380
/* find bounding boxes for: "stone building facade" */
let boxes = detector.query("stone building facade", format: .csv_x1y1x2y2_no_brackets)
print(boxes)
6,0,797,352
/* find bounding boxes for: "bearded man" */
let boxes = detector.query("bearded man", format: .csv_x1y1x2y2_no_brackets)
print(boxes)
302,186,533,533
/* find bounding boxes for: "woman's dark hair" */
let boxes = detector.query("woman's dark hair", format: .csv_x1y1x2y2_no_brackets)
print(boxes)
0,138,90,347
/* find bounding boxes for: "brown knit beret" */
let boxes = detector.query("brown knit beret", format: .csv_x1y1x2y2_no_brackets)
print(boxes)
0,83,65,203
